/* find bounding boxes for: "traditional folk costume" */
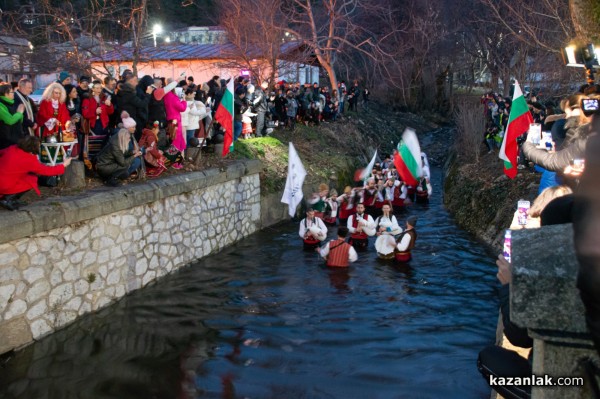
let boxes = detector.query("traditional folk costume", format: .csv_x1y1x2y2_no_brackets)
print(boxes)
395,227,417,262
308,183,329,219
337,187,358,224
323,196,339,225
416,152,432,203
319,238,357,267
374,214,402,259
299,216,328,249
393,181,408,209
415,177,432,204
362,186,378,218
346,212,375,250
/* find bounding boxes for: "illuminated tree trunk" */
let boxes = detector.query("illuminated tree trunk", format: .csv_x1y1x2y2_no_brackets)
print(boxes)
569,0,600,39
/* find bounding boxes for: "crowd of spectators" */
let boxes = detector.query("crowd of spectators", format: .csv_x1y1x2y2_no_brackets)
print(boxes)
0,71,371,210
478,83,600,398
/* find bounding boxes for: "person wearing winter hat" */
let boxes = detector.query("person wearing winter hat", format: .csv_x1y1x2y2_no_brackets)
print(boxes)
395,216,418,262
77,76,91,101
114,73,152,140
95,111,142,186
58,71,71,86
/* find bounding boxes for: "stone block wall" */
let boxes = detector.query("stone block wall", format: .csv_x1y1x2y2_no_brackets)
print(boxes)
0,160,262,355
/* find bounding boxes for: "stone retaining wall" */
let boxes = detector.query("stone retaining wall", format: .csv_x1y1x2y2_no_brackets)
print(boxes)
0,160,262,355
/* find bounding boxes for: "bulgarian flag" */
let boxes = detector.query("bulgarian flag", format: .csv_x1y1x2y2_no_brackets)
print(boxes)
499,81,533,178
215,79,235,157
393,127,422,187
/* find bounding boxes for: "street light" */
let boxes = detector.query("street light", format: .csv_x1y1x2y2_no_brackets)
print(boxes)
152,23,163,47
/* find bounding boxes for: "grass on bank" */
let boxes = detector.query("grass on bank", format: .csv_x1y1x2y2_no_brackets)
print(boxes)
232,122,361,194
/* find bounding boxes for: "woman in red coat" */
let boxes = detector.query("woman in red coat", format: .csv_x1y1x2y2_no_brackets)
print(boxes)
36,82,70,139
0,136,71,210
81,80,114,157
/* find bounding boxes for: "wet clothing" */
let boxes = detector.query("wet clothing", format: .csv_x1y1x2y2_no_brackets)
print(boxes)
319,238,357,267
299,216,328,241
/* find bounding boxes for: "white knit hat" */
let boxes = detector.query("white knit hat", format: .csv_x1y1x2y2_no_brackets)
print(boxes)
121,111,136,129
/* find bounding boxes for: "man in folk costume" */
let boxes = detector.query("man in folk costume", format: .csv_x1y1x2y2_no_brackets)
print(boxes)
308,183,329,219
337,186,357,225
374,203,402,259
323,189,339,225
380,178,397,209
317,227,357,267
346,203,375,250
393,179,409,209
299,208,328,249
362,177,379,218
395,216,418,262
415,177,432,203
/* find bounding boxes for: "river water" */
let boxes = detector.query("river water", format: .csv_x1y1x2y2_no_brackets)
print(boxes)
0,168,498,399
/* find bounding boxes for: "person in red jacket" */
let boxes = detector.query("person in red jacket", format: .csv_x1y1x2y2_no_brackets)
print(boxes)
36,83,70,139
81,80,114,157
0,135,71,210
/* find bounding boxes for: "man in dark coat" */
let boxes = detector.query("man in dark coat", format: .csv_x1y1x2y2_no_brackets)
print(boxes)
13,78,36,137
115,75,151,140
76,76,91,102
253,82,269,137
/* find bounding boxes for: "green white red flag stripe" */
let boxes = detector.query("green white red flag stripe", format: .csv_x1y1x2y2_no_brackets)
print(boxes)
498,81,533,178
393,127,421,187
215,79,234,157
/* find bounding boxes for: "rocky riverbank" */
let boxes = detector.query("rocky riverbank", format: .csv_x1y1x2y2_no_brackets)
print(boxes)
234,104,442,197
443,147,539,250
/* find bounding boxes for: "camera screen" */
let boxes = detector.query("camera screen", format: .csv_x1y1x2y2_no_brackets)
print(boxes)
582,99,599,111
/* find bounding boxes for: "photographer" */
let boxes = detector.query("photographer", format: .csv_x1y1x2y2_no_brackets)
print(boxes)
521,101,592,185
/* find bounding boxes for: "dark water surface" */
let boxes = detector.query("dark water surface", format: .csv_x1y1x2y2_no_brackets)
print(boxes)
0,168,498,399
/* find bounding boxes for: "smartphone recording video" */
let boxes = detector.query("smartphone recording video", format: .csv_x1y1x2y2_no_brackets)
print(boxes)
581,98,600,116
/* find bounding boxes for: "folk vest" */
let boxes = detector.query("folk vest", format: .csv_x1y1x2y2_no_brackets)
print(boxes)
351,214,368,239
326,238,352,267
363,189,377,206
396,229,417,254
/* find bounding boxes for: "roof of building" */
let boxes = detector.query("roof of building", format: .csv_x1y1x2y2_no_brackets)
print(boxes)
0,35,31,48
89,41,306,63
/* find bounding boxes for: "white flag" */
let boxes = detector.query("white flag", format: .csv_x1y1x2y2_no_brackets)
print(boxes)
360,150,378,182
281,142,307,217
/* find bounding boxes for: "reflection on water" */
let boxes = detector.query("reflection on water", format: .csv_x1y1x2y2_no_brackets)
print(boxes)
0,168,498,399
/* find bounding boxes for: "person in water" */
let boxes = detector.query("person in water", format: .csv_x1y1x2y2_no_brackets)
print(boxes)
395,216,418,262
346,202,375,250
374,203,402,259
299,207,328,248
317,226,357,267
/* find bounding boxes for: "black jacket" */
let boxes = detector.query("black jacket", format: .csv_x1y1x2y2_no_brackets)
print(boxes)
115,83,150,128
148,90,167,127
95,131,135,177
499,284,533,348
13,90,36,135
0,97,24,150
234,96,247,122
